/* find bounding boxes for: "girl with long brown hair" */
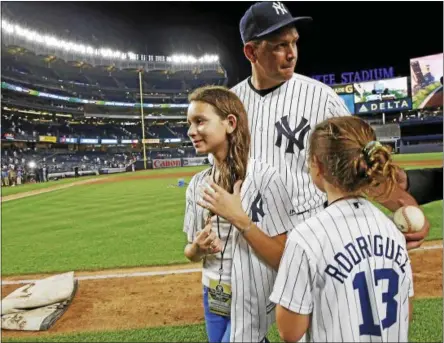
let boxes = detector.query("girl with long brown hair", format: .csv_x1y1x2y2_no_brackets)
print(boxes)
183,85,298,342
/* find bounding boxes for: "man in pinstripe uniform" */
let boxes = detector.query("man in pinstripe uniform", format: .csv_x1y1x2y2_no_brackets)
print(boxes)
231,1,351,222
231,1,429,241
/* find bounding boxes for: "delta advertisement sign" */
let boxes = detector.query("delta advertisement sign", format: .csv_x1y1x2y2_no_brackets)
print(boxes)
353,77,411,114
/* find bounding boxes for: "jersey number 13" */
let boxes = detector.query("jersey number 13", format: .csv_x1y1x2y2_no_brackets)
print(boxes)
353,268,399,336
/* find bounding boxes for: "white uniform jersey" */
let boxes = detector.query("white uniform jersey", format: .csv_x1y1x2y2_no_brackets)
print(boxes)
183,158,300,342
231,74,351,219
270,198,414,342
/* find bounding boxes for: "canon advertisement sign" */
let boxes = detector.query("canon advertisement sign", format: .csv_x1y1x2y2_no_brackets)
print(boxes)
153,159,182,169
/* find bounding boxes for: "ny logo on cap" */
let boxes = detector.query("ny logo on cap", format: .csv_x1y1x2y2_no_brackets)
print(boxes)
272,2,288,15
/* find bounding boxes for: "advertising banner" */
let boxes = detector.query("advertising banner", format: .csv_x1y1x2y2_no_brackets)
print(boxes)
332,83,355,114
143,139,160,144
101,139,118,144
60,137,78,144
39,136,57,143
182,157,208,167
410,53,443,109
164,138,182,143
121,139,139,144
80,138,99,144
1,82,188,108
354,77,411,114
153,159,182,169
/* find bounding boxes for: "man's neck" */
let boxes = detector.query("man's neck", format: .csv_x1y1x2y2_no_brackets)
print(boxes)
250,72,282,90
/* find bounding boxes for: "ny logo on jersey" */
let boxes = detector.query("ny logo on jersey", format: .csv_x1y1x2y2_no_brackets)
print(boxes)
275,116,311,153
272,2,288,15
251,192,265,223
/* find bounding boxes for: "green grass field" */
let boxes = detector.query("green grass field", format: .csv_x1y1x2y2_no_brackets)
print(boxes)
2,153,442,342
2,173,201,275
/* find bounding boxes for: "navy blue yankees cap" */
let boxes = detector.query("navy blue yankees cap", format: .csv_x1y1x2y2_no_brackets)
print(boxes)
240,1,313,44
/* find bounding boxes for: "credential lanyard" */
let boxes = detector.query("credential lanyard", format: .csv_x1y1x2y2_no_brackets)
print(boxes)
212,167,234,285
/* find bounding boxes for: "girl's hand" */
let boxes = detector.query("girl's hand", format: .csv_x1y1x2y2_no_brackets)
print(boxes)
194,222,222,255
197,179,248,227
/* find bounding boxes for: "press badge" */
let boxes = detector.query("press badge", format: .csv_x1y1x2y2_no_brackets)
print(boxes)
208,278,231,317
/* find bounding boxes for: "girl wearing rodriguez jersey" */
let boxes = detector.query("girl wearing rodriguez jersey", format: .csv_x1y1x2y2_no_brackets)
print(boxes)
270,116,415,342
182,86,298,343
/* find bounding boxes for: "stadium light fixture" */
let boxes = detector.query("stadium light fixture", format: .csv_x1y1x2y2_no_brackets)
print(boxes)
2,20,14,33
28,161,36,169
1,18,220,64
170,54,219,64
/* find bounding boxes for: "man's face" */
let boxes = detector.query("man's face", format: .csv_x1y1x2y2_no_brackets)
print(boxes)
253,26,299,83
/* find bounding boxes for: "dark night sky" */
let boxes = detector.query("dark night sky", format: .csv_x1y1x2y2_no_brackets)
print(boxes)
2,1,443,86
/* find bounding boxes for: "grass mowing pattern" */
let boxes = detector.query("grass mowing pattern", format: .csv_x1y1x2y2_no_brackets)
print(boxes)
2,177,194,275
3,298,441,342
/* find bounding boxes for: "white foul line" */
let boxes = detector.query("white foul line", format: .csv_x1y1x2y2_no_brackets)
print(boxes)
2,244,442,286
2,268,201,285
414,244,443,251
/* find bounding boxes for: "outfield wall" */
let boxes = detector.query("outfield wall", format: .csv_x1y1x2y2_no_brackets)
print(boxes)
399,142,443,154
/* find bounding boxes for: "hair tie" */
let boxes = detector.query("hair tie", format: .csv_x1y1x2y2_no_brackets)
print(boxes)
363,141,382,157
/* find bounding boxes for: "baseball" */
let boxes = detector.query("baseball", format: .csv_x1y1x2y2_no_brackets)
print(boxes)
393,206,425,233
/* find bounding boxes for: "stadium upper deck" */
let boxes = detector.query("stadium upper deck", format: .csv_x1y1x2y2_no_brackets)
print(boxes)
1,18,228,110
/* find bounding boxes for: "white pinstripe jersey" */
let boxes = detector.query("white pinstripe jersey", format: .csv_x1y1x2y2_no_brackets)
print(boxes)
231,74,351,217
270,198,414,342
183,158,299,342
